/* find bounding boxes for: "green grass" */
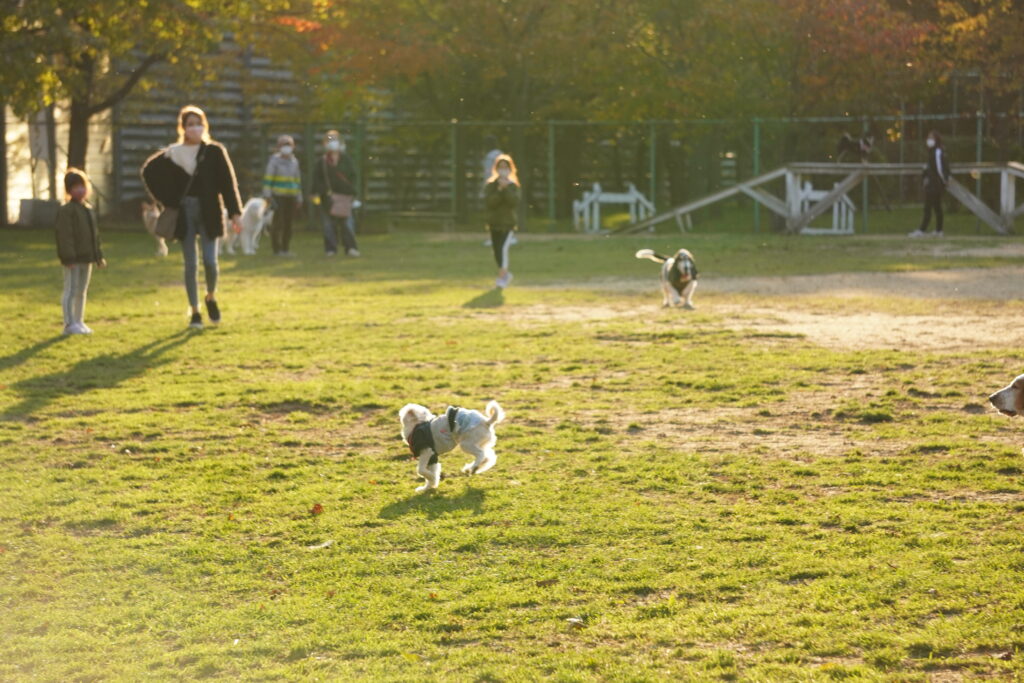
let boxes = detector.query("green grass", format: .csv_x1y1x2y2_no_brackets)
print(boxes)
2,227,1024,680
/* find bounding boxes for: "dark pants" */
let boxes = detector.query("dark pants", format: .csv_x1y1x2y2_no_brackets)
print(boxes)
321,209,358,254
270,195,298,253
489,227,513,268
919,184,945,233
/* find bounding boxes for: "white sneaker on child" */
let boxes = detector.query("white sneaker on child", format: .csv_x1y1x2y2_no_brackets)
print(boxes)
907,230,926,238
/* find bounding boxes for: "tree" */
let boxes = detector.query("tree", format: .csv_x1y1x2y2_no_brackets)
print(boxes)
0,0,305,171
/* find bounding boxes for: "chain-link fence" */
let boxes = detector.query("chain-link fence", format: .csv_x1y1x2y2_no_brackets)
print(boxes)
7,111,1023,231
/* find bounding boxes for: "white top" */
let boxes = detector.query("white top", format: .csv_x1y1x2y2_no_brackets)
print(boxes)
166,142,201,175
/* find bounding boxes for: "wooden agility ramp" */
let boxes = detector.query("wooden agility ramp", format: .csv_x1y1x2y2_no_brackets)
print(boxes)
616,162,1024,235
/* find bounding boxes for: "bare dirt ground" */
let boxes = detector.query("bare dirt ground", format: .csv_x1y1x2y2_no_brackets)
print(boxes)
513,268,1023,464
525,266,1024,351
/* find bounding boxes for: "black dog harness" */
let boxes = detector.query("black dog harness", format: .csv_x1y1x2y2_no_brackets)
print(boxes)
408,407,462,465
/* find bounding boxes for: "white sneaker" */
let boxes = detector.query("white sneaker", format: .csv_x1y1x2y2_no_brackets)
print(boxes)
65,323,90,335
79,323,94,334
907,230,926,238
933,231,944,238
496,271,513,288
346,248,361,257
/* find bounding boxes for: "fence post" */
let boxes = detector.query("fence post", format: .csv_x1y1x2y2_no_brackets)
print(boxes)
976,111,984,233
753,118,761,233
450,120,458,218
0,102,6,225
861,117,869,233
304,121,315,231
354,118,365,200
898,108,905,206
648,121,656,211
548,120,556,222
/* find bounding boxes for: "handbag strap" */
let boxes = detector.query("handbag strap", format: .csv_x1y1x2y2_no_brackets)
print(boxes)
323,155,333,194
177,143,207,203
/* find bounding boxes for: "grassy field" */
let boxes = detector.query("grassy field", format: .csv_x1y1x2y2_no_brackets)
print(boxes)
2,225,1024,681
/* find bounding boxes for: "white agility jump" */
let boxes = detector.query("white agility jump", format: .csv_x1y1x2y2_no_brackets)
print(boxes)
798,180,856,235
573,182,655,233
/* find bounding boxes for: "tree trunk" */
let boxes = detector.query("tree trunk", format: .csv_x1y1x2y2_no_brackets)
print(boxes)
67,97,91,171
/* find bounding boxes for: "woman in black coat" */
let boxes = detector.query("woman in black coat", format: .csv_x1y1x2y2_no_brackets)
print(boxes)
142,105,242,329
909,130,950,238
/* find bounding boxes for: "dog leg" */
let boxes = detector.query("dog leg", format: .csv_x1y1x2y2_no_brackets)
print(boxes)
415,449,439,492
681,280,697,310
660,279,673,308
461,445,496,475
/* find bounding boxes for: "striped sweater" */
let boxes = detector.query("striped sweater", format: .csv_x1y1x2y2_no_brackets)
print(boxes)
262,154,302,198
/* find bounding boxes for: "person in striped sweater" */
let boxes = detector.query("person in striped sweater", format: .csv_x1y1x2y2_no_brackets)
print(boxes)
263,135,303,256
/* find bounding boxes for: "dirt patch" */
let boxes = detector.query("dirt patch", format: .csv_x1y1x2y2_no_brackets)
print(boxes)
524,267,1024,350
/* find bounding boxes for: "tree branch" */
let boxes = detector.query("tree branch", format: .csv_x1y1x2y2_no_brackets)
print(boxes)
88,51,165,115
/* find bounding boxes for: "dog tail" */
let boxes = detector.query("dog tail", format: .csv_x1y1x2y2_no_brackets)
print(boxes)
485,400,505,426
635,248,668,264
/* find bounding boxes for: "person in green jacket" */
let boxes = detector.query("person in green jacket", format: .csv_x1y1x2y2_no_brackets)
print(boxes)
55,168,106,335
484,154,520,288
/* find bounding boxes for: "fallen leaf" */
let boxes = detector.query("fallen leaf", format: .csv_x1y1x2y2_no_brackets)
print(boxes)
310,503,324,515
428,592,438,600
325,590,336,598
566,617,585,629
306,539,334,550
227,513,234,521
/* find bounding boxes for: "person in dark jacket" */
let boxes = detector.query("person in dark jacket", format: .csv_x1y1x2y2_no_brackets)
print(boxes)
55,168,106,335
141,105,242,329
909,130,950,238
483,154,520,288
311,129,360,257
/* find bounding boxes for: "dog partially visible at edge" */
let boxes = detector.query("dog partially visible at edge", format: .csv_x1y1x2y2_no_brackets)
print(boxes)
635,248,699,309
836,133,874,163
399,401,506,493
141,201,169,257
989,374,1024,417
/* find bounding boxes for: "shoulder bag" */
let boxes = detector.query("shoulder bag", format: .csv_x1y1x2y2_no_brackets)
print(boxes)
155,144,207,239
323,156,354,218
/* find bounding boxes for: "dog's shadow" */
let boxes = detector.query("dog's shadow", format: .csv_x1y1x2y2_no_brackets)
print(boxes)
378,485,486,520
463,288,504,309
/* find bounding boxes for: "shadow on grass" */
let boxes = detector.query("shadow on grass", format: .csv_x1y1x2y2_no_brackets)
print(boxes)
378,485,486,520
0,335,66,373
2,330,193,418
463,288,504,308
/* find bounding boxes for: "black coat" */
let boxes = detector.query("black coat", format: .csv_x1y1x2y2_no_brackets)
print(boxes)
141,142,243,240
311,154,357,202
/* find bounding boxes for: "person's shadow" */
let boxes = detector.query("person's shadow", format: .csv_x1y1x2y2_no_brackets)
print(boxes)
463,288,504,309
378,485,486,520
0,335,67,374
3,330,193,418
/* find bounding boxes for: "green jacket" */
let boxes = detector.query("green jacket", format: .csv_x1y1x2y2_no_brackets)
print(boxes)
484,180,519,230
55,201,103,265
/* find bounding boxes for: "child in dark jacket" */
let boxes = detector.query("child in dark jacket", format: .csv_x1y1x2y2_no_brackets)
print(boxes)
55,168,106,335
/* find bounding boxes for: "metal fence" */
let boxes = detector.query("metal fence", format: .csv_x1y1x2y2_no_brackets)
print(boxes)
8,110,1024,230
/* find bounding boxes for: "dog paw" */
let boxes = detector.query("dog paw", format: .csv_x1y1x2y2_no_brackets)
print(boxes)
461,463,477,475
415,485,435,493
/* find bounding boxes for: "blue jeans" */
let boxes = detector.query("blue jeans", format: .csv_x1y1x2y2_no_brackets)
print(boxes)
321,209,358,254
181,197,219,308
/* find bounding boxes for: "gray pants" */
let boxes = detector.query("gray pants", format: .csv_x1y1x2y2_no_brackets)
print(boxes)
62,263,92,328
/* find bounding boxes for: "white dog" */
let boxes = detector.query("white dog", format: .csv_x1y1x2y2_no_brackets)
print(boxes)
635,248,699,309
399,401,506,493
989,374,1024,416
221,198,274,256
141,201,169,257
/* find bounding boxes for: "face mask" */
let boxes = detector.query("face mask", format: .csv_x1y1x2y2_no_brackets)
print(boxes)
185,124,205,142
280,145,293,156
70,185,87,201
926,138,935,148
326,140,342,152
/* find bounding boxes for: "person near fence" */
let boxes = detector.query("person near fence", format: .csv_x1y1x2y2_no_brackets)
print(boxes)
263,134,303,256
909,130,950,238
311,130,360,257
481,135,502,197
141,105,242,329
55,168,106,335
484,154,520,288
